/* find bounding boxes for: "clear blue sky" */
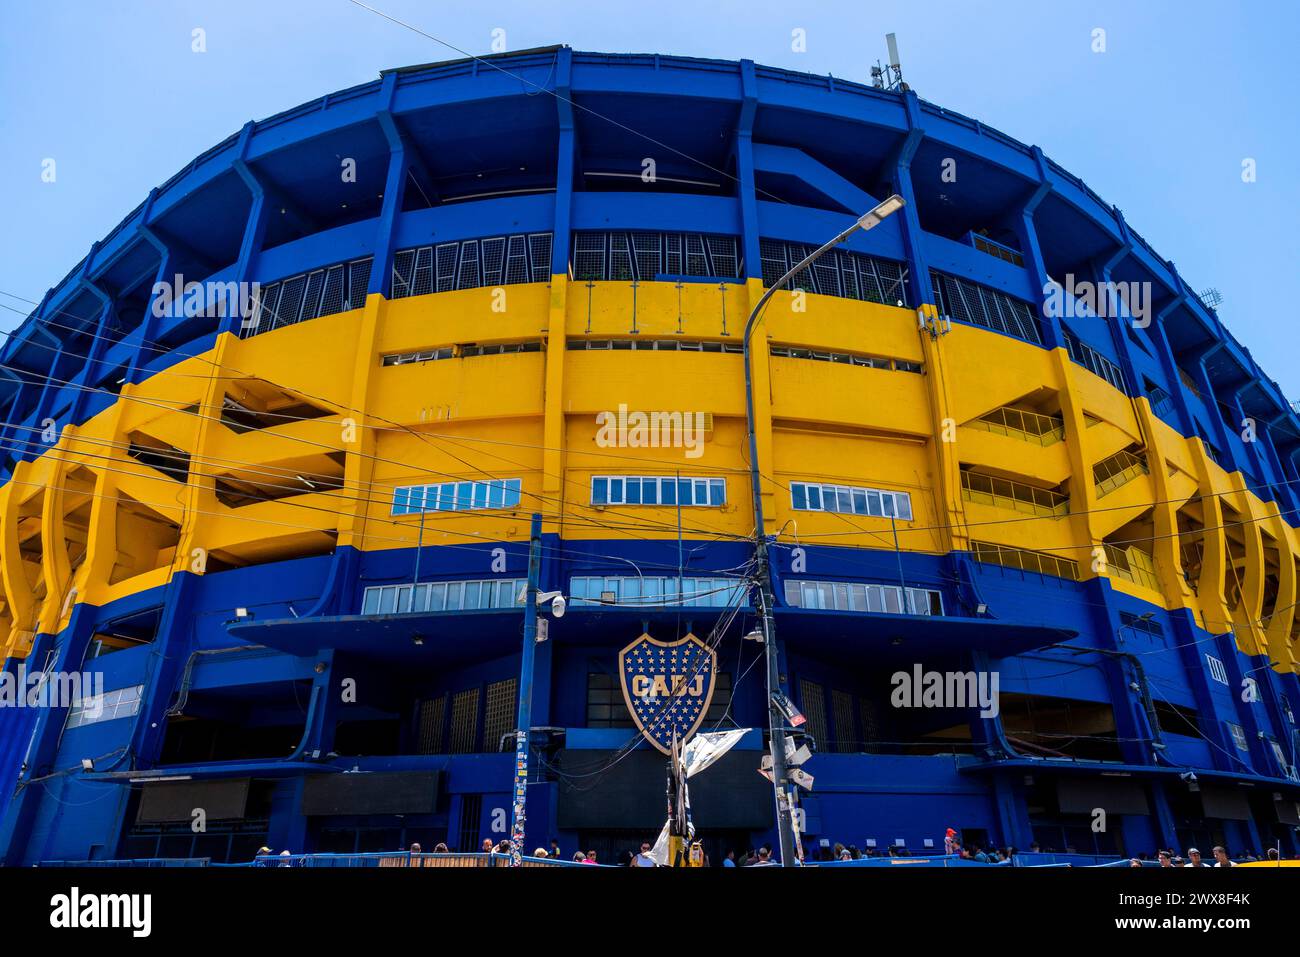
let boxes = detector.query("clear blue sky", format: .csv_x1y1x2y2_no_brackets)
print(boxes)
2,0,1296,394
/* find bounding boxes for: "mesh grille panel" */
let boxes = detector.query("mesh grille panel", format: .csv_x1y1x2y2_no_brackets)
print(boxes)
527,233,552,282
275,275,307,329
457,240,480,290
391,250,415,299
435,243,459,293
482,678,517,753
505,235,529,284
449,688,480,754
346,259,372,308
300,270,325,322
411,246,434,297
481,237,505,286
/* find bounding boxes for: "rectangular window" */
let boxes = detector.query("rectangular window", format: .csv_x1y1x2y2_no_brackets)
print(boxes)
790,481,912,521
482,678,518,753
592,475,725,507
65,685,144,730
416,696,446,755
391,479,523,515
448,688,481,754
1227,722,1249,752
587,672,634,729
799,679,828,752
1207,655,1229,685
784,579,943,616
361,579,525,615
569,576,744,607
832,689,857,754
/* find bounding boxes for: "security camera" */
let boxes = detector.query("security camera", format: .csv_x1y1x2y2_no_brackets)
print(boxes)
533,590,567,618
1180,772,1197,783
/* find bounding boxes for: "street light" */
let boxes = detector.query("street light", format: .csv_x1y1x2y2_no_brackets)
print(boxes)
742,194,906,866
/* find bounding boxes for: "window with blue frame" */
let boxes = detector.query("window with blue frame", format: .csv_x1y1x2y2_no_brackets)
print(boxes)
65,685,144,730
362,578,526,615
392,478,522,515
591,475,725,507
784,579,942,616
790,481,912,520
569,575,747,607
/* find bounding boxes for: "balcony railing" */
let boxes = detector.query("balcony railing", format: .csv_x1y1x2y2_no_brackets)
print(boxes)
968,407,1065,446
971,540,1079,580
960,471,1069,518
1103,543,1161,591
1093,449,1149,497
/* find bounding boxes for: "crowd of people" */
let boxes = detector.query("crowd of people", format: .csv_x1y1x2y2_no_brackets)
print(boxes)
1134,846,1284,867
253,835,1295,867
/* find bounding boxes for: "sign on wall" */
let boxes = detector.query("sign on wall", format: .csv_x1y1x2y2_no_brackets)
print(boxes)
619,632,717,754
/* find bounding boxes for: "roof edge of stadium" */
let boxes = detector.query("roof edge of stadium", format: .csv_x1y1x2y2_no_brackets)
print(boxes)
379,43,569,78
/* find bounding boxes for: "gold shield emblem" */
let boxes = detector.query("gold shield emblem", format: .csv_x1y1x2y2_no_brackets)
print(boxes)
618,632,717,755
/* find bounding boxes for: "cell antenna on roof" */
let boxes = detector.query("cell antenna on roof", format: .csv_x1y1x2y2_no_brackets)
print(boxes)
1199,287,1224,309
871,33,909,93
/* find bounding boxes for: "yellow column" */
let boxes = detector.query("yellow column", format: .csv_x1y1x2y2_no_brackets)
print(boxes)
1262,509,1297,672
0,478,33,661
1049,348,1098,577
1134,400,1195,608
542,274,569,536
915,306,968,553
1187,441,1230,634
172,332,238,576
336,294,385,551
745,278,777,536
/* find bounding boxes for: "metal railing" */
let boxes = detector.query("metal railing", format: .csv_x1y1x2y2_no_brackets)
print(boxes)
1094,449,1149,497
970,540,1079,580
1102,543,1161,592
968,407,1065,446
960,470,1069,517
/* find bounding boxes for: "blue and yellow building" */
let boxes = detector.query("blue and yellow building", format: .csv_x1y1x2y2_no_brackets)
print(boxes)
1,47,1298,865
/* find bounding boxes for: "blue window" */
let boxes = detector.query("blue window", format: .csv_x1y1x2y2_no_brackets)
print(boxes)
791,481,912,521
592,475,726,507
391,478,525,515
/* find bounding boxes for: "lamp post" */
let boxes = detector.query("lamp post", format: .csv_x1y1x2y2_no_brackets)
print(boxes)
742,194,906,866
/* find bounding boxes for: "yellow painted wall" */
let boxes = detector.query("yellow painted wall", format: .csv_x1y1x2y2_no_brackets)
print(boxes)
2,281,1296,674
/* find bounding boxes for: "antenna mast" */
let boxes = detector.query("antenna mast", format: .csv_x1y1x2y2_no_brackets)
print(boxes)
871,33,910,92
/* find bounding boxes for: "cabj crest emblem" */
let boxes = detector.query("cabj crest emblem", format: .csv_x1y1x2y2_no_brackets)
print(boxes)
619,633,717,755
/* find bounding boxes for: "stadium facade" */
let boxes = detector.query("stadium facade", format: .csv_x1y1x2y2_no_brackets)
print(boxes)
1,47,1298,866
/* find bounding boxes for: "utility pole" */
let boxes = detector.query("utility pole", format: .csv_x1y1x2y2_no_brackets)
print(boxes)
508,513,543,866
742,195,905,866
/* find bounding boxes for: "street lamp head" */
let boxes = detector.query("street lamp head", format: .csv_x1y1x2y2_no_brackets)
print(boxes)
855,194,906,232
